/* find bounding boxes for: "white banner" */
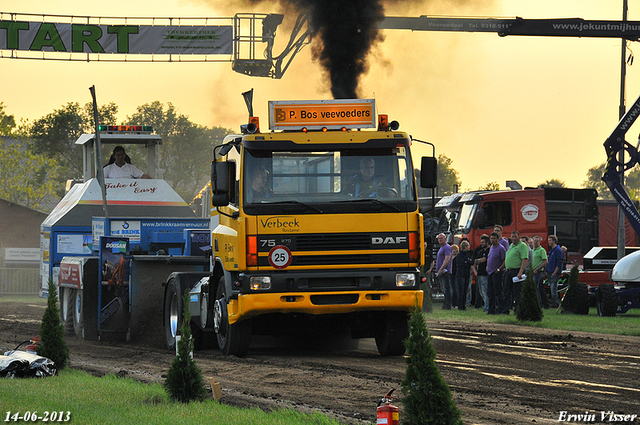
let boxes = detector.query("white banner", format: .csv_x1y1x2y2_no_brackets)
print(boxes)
0,20,233,55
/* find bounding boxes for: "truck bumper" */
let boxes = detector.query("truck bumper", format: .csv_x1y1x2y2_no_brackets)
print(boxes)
227,289,423,324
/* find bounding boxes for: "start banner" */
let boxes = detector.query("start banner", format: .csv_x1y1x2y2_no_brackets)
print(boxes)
0,20,233,55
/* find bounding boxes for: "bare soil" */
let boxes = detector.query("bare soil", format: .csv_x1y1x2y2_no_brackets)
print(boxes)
2,299,639,424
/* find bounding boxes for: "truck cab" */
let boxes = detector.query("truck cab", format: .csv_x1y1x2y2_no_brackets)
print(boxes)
199,99,431,356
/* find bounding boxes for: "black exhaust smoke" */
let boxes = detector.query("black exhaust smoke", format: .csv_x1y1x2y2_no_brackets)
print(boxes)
292,0,385,99
241,0,391,99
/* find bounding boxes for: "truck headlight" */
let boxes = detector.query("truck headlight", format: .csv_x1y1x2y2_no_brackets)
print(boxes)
396,273,416,287
250,276,271,290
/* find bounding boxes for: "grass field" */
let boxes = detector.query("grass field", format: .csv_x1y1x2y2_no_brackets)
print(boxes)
0,369,340,425
426,304,640,336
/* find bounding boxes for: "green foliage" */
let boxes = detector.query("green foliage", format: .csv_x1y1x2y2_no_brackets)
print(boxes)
538,178,566,188
402,306,463,425
0,143,61,210
164,292,207,403
437,154,462,196
124,101,231,202
478,181,500,191
27,101,118,194
583,161,640,200
516,271,543,322
560,266,580,313
37,279,69,371
0,102,16,135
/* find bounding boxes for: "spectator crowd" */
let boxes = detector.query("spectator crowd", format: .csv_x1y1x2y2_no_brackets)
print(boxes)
427,225,565,314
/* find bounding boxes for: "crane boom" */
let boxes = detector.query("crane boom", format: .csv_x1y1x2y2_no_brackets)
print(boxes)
379,16,640,40
602,93,640,238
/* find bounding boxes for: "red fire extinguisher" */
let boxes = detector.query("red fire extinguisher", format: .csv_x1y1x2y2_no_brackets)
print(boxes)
377,388,399,425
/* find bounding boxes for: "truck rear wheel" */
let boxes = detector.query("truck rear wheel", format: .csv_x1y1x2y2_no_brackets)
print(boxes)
164,278,182,351
375,311,408,356
60,287,75,335
596,284,617,317
214,277,252,357
72,289,84,338
575,282,590,315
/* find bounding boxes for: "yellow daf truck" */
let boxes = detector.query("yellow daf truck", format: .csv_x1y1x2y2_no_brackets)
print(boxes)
166,99,434,357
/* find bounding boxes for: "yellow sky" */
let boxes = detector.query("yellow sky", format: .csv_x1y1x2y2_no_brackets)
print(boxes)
1,0,640,193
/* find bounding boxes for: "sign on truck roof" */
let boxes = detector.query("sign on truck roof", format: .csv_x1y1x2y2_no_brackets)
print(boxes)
268,99,376,131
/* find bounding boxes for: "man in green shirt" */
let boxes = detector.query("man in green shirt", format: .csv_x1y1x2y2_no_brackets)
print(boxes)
503,230,529,314
531,235,549,308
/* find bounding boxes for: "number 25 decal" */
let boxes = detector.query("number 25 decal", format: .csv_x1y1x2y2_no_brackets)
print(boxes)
268,245,292,269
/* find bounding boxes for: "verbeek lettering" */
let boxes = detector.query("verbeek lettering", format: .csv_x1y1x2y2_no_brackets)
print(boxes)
260,217,300,229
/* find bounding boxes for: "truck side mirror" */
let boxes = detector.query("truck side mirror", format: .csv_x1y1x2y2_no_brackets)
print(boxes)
211,161,236,206
420,157,437,189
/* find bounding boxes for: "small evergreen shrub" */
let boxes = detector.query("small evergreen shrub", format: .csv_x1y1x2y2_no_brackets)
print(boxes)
516,270,543,322
164,292,207,403
401,305,463,425
37,279,69,371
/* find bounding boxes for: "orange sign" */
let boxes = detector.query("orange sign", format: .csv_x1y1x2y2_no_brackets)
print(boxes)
268,99,376,130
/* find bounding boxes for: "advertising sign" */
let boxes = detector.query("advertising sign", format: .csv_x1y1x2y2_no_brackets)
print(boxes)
99,237,130,287
0,20,232,55
110,220,141,242
269,99,376,130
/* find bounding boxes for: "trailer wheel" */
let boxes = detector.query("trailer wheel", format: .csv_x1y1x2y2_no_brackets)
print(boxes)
214,277,252,357
72,289,84,338
575,282,590,315
59,287,75,335
375,311,408,356
164,278,182,351
596,284,617,317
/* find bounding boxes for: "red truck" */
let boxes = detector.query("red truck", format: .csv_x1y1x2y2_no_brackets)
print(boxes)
427,187,639,308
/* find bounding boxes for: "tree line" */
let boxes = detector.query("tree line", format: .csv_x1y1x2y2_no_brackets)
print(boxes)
0,101,231,211
1,100,633,211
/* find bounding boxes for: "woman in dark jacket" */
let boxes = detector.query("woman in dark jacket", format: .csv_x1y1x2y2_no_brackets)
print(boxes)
455,240,474,310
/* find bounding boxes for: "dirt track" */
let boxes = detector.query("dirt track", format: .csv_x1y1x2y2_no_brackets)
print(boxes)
2,299,639,424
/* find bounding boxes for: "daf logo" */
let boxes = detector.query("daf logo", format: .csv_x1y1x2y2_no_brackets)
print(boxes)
372,236,407,245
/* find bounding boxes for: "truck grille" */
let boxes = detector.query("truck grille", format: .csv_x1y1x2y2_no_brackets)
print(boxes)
256,232,410,268
295,234,371,250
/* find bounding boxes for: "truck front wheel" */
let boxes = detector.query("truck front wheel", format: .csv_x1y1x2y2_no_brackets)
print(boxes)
375,311,408,356
596,284,617,317
214,277,251,357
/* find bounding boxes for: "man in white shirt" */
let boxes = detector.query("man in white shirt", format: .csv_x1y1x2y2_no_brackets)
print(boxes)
103,146,151,179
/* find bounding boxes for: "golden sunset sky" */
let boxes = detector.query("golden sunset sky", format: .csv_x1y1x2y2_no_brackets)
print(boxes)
1,0,639,193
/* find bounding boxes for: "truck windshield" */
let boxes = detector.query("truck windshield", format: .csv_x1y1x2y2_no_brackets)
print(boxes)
437,209,459,233
243,146,416,214
457,203,477,231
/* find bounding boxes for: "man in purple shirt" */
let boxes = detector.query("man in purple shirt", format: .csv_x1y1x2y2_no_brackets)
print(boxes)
493,224,510,252
435,233,453,310
486,231,506,315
